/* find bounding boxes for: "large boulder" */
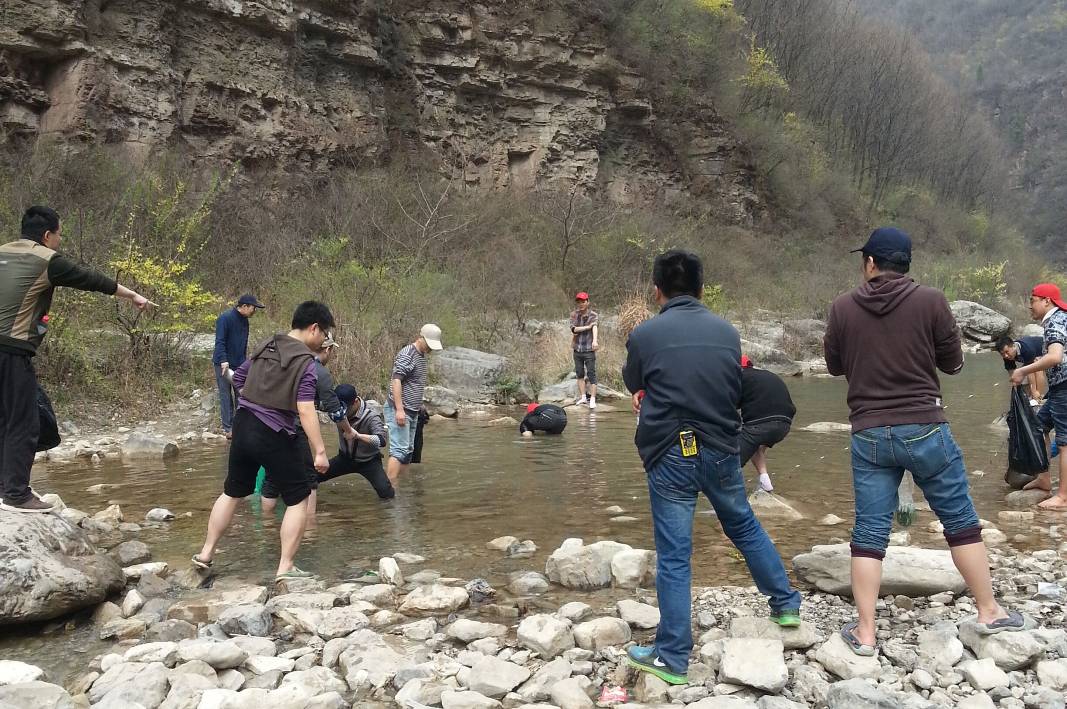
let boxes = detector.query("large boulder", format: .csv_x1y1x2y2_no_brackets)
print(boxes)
424,386,460,417
546,539,632,590
430,347,509,404
0,512,124,625
950,301,1011,343
121,431,179,459
793,544,965,597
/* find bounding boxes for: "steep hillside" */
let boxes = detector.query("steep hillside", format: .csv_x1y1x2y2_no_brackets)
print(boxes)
854,0,1067,254
0,0,757,220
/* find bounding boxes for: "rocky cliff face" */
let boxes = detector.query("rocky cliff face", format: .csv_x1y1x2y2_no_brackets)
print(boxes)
0,0,758,218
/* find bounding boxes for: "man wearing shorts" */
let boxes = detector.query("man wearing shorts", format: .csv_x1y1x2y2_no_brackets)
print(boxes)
320,384,394,499
739,355,795,492
1010,283,1067,509
824,227,1027,656
387,324,443,485
192,301,335,582
570,291,599,409
261,333,355,518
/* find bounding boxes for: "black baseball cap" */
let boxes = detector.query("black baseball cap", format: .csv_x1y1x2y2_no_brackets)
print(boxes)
237,294,265,308
851,227,912,265
335,384,358,404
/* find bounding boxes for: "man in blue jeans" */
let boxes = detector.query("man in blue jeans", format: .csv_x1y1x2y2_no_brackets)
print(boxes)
623,250,801,685
824,227,1028,656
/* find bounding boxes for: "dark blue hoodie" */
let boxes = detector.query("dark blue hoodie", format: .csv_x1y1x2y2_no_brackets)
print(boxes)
623,295,741,467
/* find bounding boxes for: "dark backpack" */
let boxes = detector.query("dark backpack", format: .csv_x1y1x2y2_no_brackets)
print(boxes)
1005,384,1048,488
37,386,61,452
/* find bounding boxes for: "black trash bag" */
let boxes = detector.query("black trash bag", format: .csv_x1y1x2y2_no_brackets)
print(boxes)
1005,384,1048,489
36,385,61,452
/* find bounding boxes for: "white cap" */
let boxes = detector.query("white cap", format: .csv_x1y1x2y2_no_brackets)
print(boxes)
420,323,443,351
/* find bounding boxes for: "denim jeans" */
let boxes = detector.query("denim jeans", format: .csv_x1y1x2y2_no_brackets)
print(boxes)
1037,385,1067,446
215,366,235,432
385,400,418,464
646,443,802,673
851,423,981,556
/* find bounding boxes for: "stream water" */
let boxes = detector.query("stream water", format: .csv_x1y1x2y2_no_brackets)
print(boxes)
2,353,1059,682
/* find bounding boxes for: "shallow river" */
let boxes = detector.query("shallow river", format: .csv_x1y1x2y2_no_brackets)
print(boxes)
2,353,1058,681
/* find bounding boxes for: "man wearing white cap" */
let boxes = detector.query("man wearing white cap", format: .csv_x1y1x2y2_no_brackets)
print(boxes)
386,324,443,485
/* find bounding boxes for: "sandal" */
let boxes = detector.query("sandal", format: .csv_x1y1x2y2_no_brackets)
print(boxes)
840,621,877,656
974,609,1032,636
191,554,213,570
275,567,315,582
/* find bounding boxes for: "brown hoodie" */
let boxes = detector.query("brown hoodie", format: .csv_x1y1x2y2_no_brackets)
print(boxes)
824,273,963,432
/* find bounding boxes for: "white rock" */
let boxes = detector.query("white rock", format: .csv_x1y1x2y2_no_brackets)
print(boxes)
279,666,347,695
793,544,966,596
399,584,470,615
122,562,168,581
509,571,549,595
486,536,518,551
516,657,572,702
916,625,963,667
176,639,248,669
0,660,45,686
218,603,272,637
123,642,179,666
1036,658,1067,691
447,619,508,643
399,617,438,641
266,592,338,611
813,634,881,680
819,514,844,526
719,638,788,692
616,599,660,629
517,614,575,659
610,549,656,589
145,508,175,522
958,658,1010,690
558,602,592,622
441,689,502,709
959,621,1045,670
243,655,295,675
393,552,426,564
801,422,851,432
546,539,632,590
549,676,594,709
728,616,821,650
956,694,996,709
572,617,631,651
379,557,404,586
351,583,396,607
747,489,804,520
230,636,276,657
467,656,531,698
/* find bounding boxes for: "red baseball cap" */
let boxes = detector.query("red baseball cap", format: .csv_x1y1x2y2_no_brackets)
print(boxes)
1032,283,1067,311
526,403,539,414
575,292,589,301
740,355,753,368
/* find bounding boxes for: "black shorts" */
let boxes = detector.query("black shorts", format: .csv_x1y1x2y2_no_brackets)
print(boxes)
226,409,311,506
739,418,792,466
320,451,395,499
261,428,318,500
573,351,597,384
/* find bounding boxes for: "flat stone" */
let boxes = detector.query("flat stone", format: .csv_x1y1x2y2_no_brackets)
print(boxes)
558,602,592,622
167,585,268,624
1036,658,1067,691
825,677,937,709
265,592,338,612
958,658,1010,690
748,489,804,520
487,536,518,551
814,634,882,680
218,604,271,637
516,657,572,702
467,656,531,698
0,681,77,709
548,676,594,709
728,616,821,650
509,571,549,595
616,599,660,629
959,621,1045,670
441,690,502,709
123,562,168,581
123,641,179,666
0,661,45,686
243,655,295,674
719,638,788,692
399,584,470,615
793,544,966,596
573,617,631,651
916,625,964,667
399,618,438,641
447,619,508,643
176,639,248,669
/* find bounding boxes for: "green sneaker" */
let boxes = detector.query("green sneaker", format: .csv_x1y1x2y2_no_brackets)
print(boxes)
770,609,802,627
275,567,315,582
626,646,688,685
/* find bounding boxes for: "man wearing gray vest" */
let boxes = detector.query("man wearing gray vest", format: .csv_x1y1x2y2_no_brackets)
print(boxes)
0,206,153,513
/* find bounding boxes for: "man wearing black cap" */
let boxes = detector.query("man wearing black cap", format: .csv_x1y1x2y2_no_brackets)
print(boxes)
213,294,264,438
824,227,1028,656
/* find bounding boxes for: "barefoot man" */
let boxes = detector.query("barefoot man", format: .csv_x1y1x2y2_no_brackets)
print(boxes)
1010,283,1067,510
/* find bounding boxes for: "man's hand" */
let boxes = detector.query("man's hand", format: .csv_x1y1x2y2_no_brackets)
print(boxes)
220,361,229,374
1010,368,1027,386
632,391,644,415
396,409,407,427
314,450,329,474
592,342,599,352
131,292,157,311
343,429,359,443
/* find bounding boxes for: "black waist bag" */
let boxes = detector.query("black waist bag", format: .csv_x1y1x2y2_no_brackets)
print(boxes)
1005,384,1048,488
37,385,61,452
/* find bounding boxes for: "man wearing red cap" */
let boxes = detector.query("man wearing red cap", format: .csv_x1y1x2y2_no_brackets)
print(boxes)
1010,283,1067,509
570,292,599,409
519,402,568,437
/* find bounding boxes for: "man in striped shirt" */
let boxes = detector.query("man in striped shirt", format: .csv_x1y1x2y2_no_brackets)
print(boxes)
387,324,443,485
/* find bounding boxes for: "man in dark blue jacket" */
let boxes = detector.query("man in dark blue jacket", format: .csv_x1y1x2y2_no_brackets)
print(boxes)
622,250,801,685
213,294,263,437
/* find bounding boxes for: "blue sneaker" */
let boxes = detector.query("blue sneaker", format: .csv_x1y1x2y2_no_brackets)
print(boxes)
626,645,688,685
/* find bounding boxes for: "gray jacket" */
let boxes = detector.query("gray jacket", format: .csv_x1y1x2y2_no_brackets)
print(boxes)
343,401,388,462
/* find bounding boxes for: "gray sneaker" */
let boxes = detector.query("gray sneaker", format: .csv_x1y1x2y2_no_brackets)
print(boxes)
1,496,56,514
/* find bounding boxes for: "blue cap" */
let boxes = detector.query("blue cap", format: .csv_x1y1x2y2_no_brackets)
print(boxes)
852,227,912,264
237,294,265,308
334,384,358,405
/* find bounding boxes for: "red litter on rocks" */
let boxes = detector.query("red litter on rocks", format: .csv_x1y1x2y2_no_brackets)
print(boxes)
597,686,629,706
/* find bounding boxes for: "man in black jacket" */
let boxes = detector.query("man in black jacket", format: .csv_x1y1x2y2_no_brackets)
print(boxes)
0,206,153,513
519,403,568,437
622,250,801,686
739,355,796,492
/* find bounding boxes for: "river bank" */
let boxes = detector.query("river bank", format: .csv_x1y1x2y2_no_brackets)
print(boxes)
1,491,1064,709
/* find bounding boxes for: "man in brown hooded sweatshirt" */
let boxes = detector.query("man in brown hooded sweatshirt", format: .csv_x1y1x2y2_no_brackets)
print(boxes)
824,227,1028,656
